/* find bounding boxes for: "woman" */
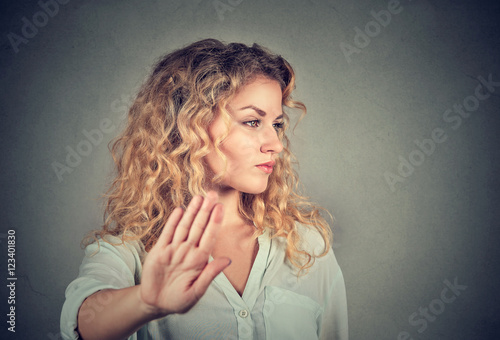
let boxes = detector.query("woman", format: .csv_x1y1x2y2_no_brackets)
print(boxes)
60,39,348,340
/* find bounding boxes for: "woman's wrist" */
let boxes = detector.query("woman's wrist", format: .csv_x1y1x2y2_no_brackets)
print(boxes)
135,285,171,320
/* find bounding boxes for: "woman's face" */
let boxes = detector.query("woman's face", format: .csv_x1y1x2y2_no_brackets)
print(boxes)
206,75,284,194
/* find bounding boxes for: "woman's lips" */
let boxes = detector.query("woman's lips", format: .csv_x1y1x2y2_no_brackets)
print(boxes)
256,161,275,174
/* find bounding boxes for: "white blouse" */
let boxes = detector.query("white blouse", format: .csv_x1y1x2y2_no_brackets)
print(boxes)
61,225,348,339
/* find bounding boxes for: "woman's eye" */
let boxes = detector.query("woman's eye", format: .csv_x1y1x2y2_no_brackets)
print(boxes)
273,122,284,130
244,120,260,127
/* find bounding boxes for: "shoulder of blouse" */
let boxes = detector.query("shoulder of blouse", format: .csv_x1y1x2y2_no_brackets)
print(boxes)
83,233,147,266
294,222,330,257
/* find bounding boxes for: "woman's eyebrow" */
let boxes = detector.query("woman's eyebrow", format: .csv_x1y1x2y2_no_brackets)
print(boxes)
239,105,283,120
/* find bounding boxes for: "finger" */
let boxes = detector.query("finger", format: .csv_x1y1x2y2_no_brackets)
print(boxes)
187,191,219,246
156,207,184,248
169,241,192,266
171,195,203,244
192,257,231,301
198,203,223,251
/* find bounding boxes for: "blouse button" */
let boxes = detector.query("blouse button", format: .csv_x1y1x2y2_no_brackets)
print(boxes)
238,309,249,318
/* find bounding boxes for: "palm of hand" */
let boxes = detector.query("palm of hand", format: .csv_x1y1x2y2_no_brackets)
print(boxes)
139,193,230,316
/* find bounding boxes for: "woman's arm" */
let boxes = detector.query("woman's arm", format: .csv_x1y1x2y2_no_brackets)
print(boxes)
77,285,160,340
320,250,349,340
76,192,231,340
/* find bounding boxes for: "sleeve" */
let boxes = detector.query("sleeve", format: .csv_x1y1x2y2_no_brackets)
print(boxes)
319,249,349,340
296,224,349,339
60,236,143,340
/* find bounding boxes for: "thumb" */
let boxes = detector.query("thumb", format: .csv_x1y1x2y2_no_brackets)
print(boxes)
192,257,231,298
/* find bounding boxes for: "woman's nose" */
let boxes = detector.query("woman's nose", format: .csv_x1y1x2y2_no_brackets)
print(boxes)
260,126,283,154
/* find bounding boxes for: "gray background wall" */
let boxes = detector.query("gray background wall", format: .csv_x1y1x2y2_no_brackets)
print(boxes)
0,0,499,339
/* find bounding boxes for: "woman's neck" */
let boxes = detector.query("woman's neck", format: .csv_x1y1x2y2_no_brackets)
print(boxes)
215,189,254,235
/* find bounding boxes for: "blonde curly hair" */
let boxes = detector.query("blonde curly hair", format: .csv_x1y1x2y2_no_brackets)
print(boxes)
87,39,332,272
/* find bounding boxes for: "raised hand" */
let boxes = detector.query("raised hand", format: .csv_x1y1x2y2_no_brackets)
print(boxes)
139,191,230,317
